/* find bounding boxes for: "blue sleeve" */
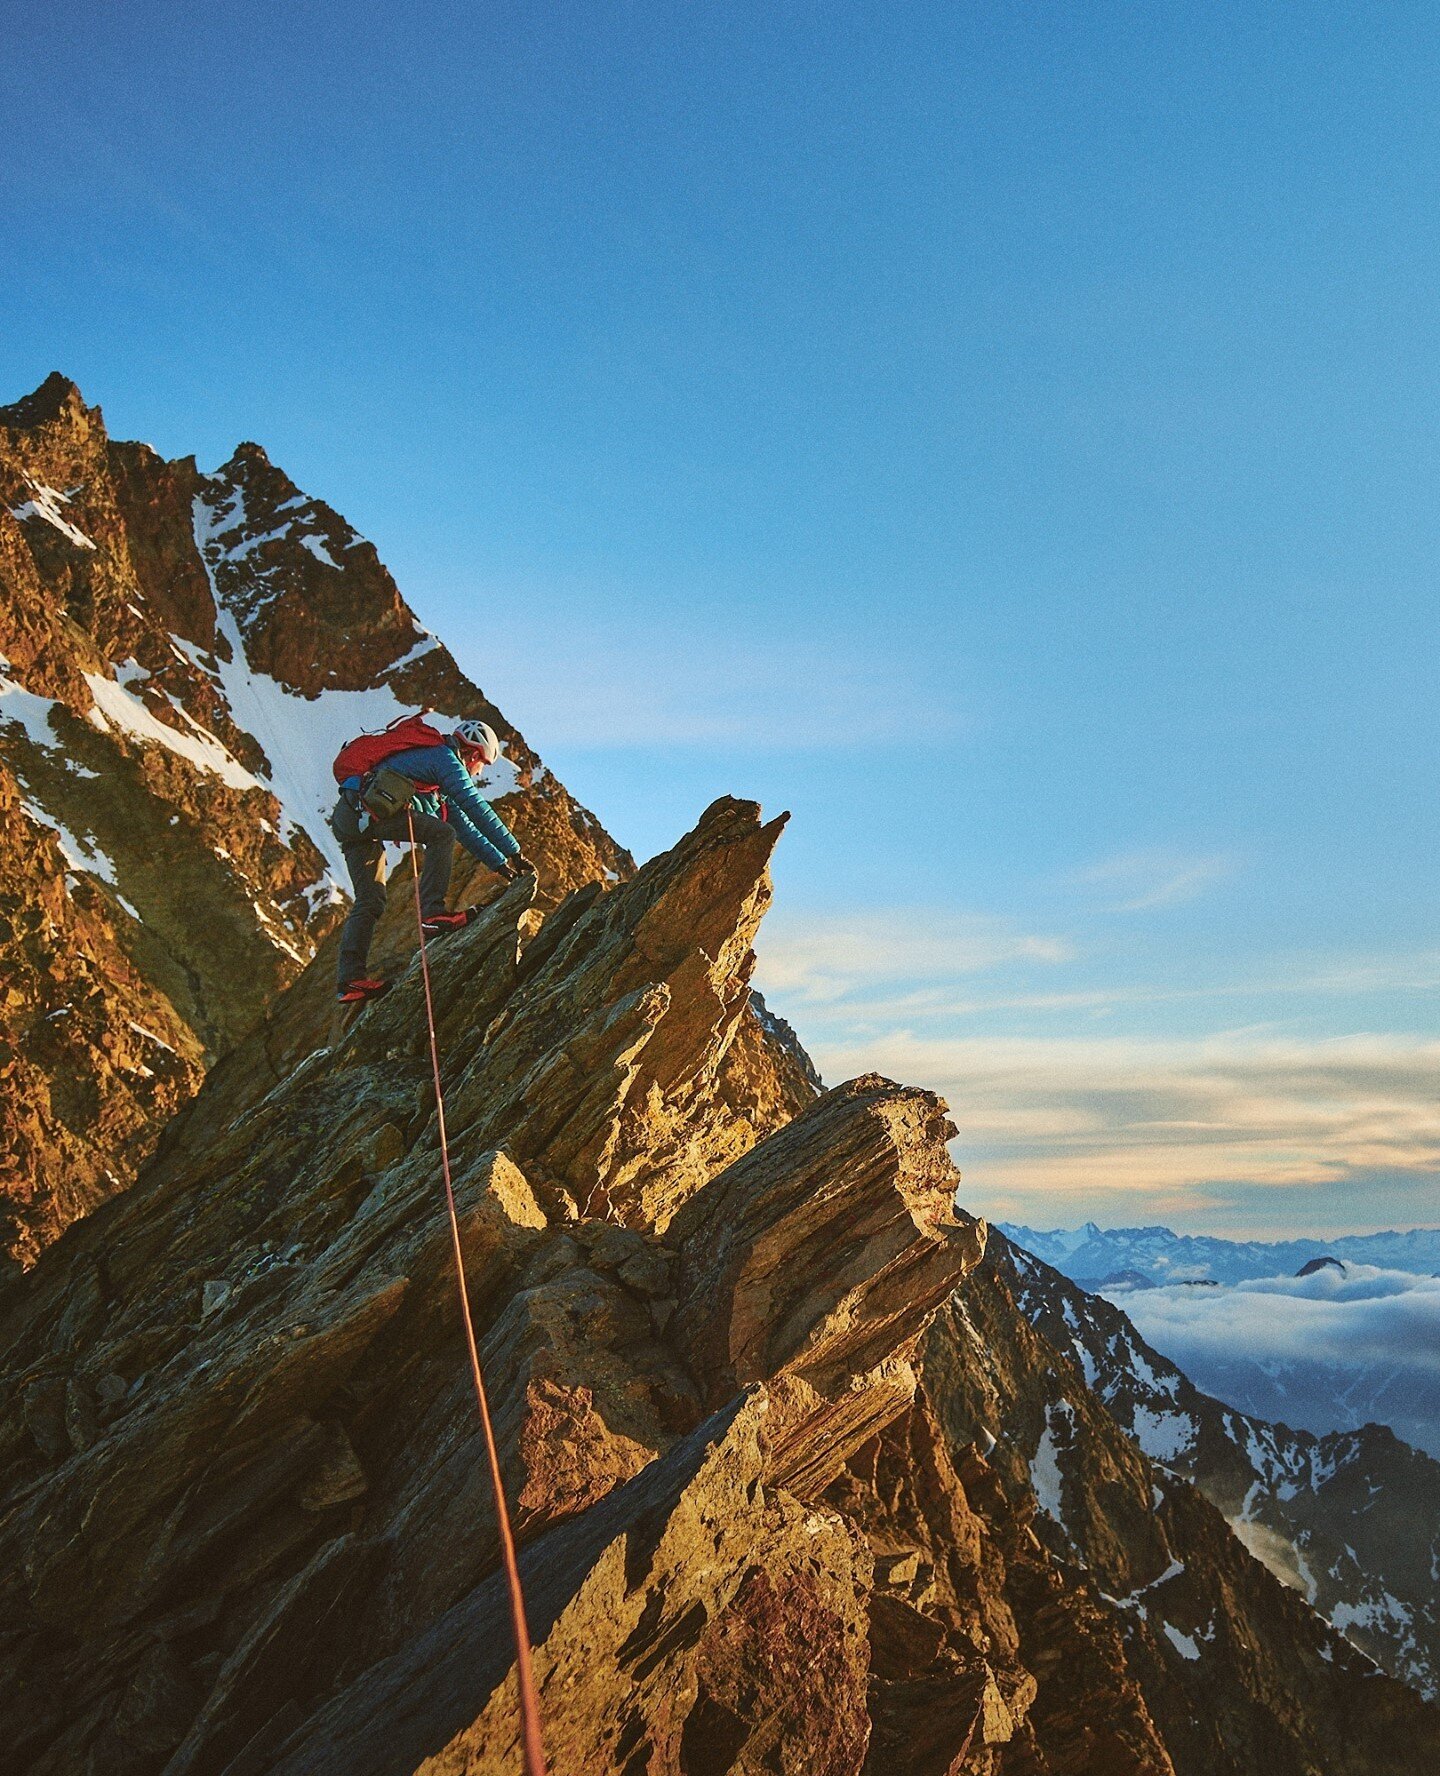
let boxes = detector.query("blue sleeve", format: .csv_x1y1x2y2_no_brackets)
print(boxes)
430,747,521,869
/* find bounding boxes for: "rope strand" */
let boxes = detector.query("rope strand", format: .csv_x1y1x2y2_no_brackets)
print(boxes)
407,811,549,1776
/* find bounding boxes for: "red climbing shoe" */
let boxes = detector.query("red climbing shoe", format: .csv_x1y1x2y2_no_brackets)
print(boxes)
421,906,479,939
337,977,391,1004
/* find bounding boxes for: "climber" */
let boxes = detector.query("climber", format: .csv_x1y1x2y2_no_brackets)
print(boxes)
330,716,534,1003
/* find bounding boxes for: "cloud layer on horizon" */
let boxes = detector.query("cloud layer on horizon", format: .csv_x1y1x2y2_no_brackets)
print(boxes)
1109,1265,1440,1456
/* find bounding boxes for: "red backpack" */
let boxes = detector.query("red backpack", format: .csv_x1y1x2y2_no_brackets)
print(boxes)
332,712,448,785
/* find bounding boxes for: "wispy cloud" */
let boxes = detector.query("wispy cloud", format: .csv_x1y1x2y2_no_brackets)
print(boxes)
756,888,1440,1227
1072,848,1237,911
758,921,1440,1032
756,910,1074,1006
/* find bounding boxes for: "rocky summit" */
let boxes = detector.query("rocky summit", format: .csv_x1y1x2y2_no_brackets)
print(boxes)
2,380,1438,1774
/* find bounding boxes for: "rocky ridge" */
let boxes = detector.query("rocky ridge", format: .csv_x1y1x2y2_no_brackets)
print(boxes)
921,1255,1438,1773
0,373,630,1269
1,795,1435,1775
1000,1234,1440,1700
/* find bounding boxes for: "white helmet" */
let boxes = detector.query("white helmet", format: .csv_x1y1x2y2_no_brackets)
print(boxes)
452,718,502,765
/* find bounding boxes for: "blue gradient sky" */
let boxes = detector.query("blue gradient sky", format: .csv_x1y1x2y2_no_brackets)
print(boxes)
5,2,1437,1234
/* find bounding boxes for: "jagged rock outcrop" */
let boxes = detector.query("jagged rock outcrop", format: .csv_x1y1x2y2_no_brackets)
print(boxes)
673,1076,985,1494
0,374,632,1268
1,793,1435,1775
1002,1234,1440,1699
0,799,979,1774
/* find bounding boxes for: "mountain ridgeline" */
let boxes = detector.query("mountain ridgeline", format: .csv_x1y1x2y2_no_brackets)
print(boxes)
1000,1220,1440,1287
1,377,1436,1774
1001,1220,1440,1461
999,1236,1440,1702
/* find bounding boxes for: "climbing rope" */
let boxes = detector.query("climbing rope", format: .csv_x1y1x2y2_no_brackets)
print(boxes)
406,809,550,1776
954,1692,986,1768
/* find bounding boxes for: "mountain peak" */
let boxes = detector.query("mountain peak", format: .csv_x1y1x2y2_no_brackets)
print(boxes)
5,380,1437,1774
226,439,273,470
0,371,90,432
1296,1255,1345,1277
0,379,633,1266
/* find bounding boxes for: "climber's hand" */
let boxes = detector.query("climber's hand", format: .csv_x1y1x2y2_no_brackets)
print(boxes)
511,854,536,877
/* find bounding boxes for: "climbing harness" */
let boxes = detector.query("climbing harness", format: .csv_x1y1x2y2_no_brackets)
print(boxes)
405,808,550,1776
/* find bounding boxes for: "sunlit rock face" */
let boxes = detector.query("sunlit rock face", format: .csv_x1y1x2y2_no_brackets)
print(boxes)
0,374,632,1268
1,786,1436,1775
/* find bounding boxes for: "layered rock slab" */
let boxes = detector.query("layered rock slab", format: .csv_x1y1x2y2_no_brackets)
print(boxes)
673,1073,986,1496
256,1392,868,1776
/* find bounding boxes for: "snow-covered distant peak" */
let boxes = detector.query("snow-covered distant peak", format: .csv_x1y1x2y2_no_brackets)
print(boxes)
1000,1221,1440,1288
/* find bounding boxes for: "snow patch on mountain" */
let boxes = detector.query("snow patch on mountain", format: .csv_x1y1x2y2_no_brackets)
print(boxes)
1030,1398,1074,1528
0,666,61,748
1131,1403,1197,1465
8,479,97,550
82,669,263,793
1162,1622,1202,1661
389,628,442,670
206,608,413,879
19,795,120,888
299,534,341,568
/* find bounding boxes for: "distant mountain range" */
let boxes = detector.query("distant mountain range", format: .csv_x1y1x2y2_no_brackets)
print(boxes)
999,1219,1440,1287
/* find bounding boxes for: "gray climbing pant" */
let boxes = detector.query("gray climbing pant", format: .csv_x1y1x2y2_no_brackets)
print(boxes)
330,798,455,988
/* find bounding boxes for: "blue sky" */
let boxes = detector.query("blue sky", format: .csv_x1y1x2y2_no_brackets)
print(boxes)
5,2,1437,1235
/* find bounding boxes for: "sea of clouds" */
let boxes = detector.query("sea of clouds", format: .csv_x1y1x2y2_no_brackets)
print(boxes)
1106,1263,1440,1458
